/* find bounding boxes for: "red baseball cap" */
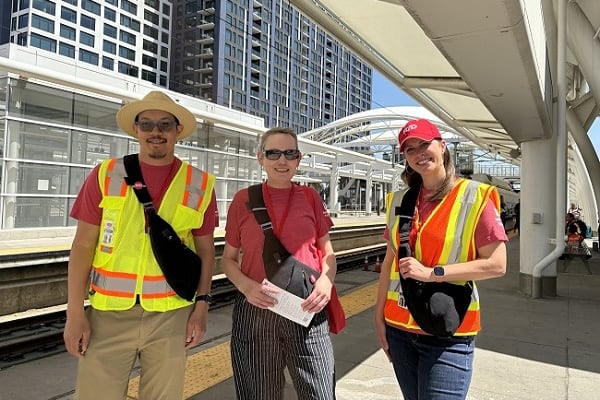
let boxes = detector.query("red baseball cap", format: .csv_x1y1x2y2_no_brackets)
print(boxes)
398,119,442,152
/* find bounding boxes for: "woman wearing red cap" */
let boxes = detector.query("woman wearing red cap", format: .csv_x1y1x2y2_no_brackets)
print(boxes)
375,119,508,399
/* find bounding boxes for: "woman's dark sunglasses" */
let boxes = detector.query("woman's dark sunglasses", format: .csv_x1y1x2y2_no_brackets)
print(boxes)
263,149,301,160
135,120,178,132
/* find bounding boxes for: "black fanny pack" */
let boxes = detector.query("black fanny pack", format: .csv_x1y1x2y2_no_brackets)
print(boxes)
124,154,201,301
146,211,201,301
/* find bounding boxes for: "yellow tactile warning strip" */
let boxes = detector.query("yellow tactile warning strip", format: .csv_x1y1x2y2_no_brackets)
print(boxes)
126,281,379,399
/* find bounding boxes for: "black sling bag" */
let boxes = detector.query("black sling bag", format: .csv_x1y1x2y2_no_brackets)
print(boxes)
123,154,201,301
395,186,473,337
247,184,320,299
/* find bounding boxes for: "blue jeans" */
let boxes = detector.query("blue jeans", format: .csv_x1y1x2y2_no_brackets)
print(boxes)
386,326,475,400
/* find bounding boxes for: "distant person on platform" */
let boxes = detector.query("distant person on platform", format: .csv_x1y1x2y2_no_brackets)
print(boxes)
63,91,218,400
375,119,507,400
567,202,582,219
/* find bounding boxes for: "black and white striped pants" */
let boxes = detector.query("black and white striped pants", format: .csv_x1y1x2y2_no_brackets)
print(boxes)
231,293,336,400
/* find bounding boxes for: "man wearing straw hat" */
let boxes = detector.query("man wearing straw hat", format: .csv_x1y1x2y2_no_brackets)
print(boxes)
64,91,217,399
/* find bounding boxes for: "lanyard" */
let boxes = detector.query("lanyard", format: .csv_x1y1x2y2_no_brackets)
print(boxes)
262,182,296,237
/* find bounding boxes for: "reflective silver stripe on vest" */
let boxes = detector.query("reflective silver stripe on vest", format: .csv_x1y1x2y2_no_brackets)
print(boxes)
91,269,172,296
141,279,172,295
446,180,479,264
184,170,207,209
90,269,136,293
105,160,127,196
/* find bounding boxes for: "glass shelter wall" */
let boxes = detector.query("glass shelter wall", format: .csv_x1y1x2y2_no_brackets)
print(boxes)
0,77,262,229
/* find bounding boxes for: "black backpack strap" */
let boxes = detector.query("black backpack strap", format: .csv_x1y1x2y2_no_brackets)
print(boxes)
247,184,291,276
123,154,155,213
395,186,419,258
247,184,273,233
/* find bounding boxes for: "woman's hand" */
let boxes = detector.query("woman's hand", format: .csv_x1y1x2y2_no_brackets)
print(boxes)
374,313,391,361
242,280,279,309
397,256,433,282
301,275,332,313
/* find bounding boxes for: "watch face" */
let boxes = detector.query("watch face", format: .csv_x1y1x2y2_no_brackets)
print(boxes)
434,266,444,276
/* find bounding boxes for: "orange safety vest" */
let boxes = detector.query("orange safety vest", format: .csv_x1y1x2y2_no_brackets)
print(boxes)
384,178,500,336
89,157,215,312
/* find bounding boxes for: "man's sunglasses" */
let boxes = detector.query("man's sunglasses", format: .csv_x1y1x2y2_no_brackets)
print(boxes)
263,149,301,160
135,120,178,132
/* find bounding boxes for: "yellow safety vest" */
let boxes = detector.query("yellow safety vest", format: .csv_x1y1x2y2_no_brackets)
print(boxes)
89,157,215,312
384,179,500,336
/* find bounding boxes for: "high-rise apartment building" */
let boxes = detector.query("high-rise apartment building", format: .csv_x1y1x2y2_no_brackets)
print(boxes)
4,0,173,87
1,0,371,133
169,0,372,132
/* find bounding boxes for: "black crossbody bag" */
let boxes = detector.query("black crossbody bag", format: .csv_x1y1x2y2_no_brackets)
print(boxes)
247,184,320,299
396,186,473,337
123,154,201,301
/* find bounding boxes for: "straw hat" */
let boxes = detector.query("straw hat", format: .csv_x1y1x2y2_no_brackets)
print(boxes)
116,91,197,139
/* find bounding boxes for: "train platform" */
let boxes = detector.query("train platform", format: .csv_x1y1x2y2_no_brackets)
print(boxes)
1,233,600,399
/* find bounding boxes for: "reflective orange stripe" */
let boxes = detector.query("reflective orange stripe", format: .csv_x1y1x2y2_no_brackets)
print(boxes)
195,169,209,209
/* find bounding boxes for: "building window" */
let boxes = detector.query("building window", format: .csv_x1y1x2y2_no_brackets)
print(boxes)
142,39,158,53
79,49,99,65
143,24,158,40
103,40,116,54
58,42,75,58
104,24,117,38
119,46,136,61
121,0,137,15
32,0,55,15
119,30,136,46
144,9,159,25
30,33,56,52
81,0,101,15
141,70,157,84
142,54,157,68
80,31,94,47
104,7,116,22
59,24,76,41
118,62,139,78
60,7,77,23
80,14,95,30
102,56,114,70
18,14,29,29
120,15,140,32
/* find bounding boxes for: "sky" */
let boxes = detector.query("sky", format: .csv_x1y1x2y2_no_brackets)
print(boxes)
370,71,600,160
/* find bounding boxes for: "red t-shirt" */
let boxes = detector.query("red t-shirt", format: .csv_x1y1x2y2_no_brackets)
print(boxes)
384,186,508,250
225,184,333,283
70,159,218,235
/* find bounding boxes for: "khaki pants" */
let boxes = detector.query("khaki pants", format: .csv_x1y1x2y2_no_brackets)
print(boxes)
75,304,192,400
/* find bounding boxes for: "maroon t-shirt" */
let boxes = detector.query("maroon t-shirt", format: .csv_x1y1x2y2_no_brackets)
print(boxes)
225,184,333,282
71,159,218,235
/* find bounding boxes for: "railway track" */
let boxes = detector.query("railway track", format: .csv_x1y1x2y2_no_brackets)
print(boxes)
0,245,385,370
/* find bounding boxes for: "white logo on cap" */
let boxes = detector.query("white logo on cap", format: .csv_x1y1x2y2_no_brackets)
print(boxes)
402,123,419,134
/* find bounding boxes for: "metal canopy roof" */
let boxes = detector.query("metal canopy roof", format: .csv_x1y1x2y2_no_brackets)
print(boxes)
289,0,600,212
288,0,562,163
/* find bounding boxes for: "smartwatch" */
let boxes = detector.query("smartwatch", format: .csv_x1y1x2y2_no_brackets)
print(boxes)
195,294,212,303
433,266,445,282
